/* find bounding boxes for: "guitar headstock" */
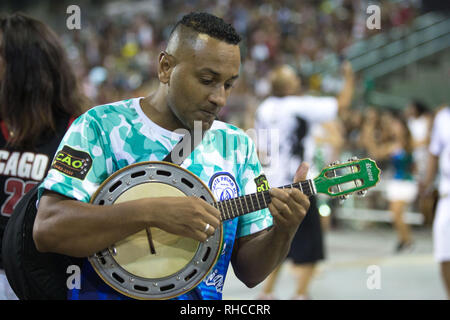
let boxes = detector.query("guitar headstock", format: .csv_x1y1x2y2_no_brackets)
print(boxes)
313,157,381,200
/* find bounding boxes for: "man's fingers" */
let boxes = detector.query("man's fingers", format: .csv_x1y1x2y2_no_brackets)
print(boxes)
269,188,310,222
270,188,309,207
203,221,217,235
269,188,290,201
270,197,291,215
288,188,310,209
202,212,220,229
268,202,288,225
198,197,222,220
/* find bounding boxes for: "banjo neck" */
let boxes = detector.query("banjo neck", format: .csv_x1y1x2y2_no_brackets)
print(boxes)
212,179,316,222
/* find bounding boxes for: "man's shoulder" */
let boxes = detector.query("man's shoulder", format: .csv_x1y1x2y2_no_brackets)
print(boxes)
210,120,247,136
209,121,255,149
84,98,138,119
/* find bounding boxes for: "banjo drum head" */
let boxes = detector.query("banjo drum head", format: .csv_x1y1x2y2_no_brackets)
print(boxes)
88,161,222,300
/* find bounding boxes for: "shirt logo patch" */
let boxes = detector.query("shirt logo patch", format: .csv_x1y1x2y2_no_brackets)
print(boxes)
51,145,92,180
209,172,239,201
254,174,270,192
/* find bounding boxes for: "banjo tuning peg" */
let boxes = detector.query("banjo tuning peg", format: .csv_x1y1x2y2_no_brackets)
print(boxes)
338,195,348,205
357,189,367,197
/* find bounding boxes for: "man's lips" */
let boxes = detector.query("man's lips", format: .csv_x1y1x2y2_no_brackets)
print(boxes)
199,109,217,118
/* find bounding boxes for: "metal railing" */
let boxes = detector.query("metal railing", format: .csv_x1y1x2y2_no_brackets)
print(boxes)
347,12,450,79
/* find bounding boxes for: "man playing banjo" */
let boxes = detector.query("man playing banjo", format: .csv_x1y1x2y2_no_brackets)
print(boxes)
34,12,310,300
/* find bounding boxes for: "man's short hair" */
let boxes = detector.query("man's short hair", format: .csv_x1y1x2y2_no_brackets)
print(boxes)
170,12,241,45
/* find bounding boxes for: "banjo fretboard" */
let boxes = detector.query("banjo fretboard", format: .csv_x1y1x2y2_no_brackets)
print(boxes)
213,179,316,221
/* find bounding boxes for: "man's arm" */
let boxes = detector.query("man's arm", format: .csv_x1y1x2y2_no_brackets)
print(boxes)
231,163,310,288
33,191,220,258
419,152,439,196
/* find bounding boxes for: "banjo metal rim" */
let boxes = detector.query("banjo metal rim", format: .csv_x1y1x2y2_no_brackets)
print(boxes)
88,161,224,300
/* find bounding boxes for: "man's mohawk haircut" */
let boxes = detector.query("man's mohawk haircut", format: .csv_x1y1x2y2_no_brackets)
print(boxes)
171,12,241,45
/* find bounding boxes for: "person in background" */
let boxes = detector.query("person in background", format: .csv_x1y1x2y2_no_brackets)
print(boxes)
0,13,85,299
419,104,450,299
255,61,354,299
364,110,417,252
405,100,433,181
404,100,435,223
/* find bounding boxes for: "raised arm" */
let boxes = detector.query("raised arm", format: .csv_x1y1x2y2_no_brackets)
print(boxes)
337,61,355,116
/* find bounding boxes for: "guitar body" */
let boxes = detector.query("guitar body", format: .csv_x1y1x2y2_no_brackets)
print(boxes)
89,162,223,300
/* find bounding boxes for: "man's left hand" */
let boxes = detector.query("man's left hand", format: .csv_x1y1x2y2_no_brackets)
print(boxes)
268,162,310,239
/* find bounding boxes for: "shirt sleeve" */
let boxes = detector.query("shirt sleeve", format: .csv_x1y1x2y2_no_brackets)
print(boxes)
235,135,273,238
38,112,113,203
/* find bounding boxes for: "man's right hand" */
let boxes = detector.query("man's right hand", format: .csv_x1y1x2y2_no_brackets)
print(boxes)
149,196,221,242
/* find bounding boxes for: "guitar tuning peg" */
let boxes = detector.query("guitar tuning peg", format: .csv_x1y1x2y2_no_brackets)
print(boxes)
357,189,367,197
330,160,340,166
339,194,349,201
338,194,349,204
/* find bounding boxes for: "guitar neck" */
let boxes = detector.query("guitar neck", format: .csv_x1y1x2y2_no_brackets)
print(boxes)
213,179,317,221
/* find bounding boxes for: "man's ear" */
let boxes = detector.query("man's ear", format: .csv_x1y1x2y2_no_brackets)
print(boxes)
158,51,176,84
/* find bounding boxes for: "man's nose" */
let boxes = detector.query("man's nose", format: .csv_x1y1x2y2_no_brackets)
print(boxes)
208,85,227,108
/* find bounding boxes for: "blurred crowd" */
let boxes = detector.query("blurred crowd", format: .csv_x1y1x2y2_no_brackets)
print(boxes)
55,0,422,121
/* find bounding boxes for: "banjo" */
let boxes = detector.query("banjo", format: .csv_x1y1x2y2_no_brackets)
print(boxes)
88,157,380,299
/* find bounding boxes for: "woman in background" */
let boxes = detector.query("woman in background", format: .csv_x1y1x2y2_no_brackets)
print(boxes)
0,12,85,299
364,110,417,252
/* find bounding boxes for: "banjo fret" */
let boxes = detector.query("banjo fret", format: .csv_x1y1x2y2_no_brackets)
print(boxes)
238,197,246,218
260,191,268,209
223,201,231,219
243,194,250,214
248,192,256,213
234,197,242,218
219,201,226,220
222,201,229,220
251,193,260,212
226,199,233,219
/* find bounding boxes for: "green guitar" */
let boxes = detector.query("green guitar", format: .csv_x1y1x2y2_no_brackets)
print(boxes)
234,156,381,208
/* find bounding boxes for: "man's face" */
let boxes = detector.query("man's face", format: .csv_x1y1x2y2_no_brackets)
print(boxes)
165,35,241,132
